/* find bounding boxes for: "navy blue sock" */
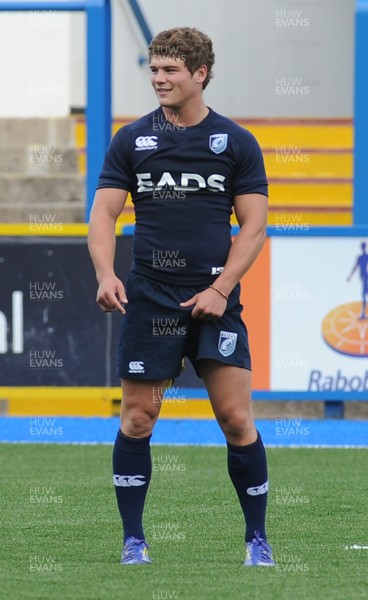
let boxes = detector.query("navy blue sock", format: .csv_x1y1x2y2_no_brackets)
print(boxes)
112,429,152,543
227,431,269,542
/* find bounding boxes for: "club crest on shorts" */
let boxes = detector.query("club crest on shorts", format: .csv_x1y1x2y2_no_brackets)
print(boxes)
218,330,237,357
209,133,228,154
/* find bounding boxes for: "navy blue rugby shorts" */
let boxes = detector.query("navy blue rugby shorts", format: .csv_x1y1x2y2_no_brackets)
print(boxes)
116,271,251,380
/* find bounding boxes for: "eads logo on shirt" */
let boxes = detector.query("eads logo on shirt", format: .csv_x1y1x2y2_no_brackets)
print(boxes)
136,172,225,193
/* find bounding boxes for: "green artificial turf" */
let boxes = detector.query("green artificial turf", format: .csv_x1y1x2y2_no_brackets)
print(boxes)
0,444,367,600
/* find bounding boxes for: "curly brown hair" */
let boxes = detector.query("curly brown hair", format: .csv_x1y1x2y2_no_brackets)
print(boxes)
148,27,215,89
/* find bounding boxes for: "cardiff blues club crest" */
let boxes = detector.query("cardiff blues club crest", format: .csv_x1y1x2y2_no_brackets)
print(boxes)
218,331,237,357
209,133,228,154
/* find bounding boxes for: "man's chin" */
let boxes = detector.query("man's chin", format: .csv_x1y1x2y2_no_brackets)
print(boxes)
158,99,180,111
158,98,173,107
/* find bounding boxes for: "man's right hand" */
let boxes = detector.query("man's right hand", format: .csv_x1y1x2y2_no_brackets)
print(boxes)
96,275,128,314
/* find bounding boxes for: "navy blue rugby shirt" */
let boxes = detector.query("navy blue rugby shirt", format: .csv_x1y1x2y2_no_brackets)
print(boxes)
97,107,268,286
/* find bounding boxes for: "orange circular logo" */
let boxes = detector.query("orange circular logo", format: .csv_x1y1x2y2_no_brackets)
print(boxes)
322,302,368,357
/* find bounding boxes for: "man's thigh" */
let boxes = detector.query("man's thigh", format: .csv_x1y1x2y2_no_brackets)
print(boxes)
200,360,256,444
200,360,252,415
120,378,167,435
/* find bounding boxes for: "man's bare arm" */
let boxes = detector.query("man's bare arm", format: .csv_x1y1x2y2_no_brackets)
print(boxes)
88,188,129,313
212,193,268,295
180,193,268,318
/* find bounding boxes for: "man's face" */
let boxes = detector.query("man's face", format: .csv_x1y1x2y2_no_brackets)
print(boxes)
149,55,204,110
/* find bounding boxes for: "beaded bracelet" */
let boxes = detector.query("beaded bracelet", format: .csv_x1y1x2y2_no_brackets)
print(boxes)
209,284,229,300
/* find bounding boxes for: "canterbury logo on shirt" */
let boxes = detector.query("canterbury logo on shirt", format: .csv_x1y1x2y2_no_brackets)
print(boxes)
136,171,225,193
113,475,146,487
135,136,158,151
246,481,269,496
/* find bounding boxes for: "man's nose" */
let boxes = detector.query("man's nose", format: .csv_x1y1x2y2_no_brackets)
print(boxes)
154,70,167,84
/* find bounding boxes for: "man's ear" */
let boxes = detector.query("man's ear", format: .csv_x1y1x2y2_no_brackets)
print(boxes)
195,64,208,84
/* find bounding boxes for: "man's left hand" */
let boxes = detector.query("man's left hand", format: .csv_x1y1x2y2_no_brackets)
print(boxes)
180,287,228,319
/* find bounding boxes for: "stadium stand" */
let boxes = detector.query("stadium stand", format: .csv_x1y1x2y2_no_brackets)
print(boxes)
76,116,353,227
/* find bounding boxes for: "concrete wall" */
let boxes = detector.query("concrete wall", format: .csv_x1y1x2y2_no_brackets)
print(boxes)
110,0,355,118
0,0,355,118
0,10,70,117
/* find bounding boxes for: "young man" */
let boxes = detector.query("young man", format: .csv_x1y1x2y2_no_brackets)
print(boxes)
88,27,274,567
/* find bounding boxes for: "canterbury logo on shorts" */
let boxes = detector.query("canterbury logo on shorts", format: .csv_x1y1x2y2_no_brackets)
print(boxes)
128,361,145,373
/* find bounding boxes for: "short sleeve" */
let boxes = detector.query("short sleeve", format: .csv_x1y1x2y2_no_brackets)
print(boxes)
96,127,134,192
232,130,268,197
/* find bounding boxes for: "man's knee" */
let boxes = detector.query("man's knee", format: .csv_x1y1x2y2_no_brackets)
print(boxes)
215,404,256,442
121,406,157,437
120,379,164,436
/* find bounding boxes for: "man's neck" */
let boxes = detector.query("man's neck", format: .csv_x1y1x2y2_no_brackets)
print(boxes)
162,102,209,128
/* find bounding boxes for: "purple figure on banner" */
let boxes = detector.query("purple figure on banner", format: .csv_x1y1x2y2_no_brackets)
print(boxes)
347,241,368,320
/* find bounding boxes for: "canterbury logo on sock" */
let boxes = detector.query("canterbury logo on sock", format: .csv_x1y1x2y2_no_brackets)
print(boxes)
113,475,146,487
246,481,269,496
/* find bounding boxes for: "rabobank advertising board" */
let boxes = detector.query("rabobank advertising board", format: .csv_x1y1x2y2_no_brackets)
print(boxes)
271,237,368,392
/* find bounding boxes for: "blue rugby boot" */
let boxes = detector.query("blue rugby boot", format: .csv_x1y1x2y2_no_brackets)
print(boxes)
243,531,275,566
120,536,152,565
